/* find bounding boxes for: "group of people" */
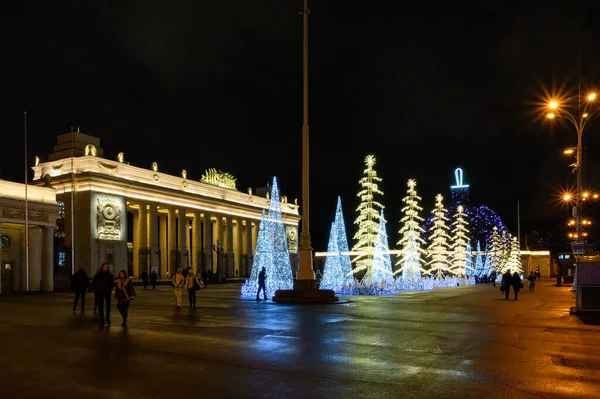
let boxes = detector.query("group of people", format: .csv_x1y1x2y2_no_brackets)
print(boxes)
71,263,136,328
171,268,204,309
140,270,158,290
499,270,542,300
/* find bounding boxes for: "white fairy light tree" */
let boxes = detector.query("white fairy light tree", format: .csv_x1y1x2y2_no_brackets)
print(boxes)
426,194,452,279
241,210,272,296
450,205,471,276
487,226,502,273
320,197,354,292
394,179,427,281
473,241,485,277
506,236,523,274
369,209,397,295
352,155,384,282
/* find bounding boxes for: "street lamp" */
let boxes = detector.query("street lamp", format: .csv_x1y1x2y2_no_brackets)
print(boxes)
546,92,600,243
212,240,224,281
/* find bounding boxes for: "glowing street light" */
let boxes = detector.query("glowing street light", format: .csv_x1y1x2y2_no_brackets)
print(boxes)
563,148,574,155
543,90,600,241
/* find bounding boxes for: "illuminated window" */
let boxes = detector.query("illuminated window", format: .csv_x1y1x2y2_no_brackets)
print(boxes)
57,201,65,219
58,251,66,267
4,263,11,270
558,255,564,259
565,255,570,259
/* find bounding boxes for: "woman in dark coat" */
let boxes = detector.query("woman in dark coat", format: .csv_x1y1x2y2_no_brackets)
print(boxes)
115,270,136,327
511,272,522,300
501,270,512,300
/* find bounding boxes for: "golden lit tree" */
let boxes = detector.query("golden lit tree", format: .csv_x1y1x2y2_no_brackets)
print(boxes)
351,155,384,281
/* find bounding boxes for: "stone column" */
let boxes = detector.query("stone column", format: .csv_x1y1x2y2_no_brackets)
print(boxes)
226,216,234,278
246,219,254,277
137,204,148,277
42,225,55,292
203,213,212,272
234,219,243,278
0,223,2,293
167,208,176,277
28,227,43,291
159,213,167,277
192,212,201,273
149,204,159,275
213,215,221,272
132,205,140,277
178,208,187,271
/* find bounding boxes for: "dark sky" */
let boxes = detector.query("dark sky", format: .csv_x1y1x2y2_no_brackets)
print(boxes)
2,1,600,250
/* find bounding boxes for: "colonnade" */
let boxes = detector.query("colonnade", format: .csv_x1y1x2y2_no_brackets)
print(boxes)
131,203,258,278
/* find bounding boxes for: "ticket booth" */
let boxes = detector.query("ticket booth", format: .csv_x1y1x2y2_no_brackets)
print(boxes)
572,256,600,314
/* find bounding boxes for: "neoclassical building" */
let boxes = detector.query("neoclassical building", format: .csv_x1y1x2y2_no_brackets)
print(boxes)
32,131,300,284
0,180,61,293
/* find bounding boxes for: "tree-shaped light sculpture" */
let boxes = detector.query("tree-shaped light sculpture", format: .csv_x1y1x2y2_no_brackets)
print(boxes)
450,205,471,276
266,176,294,294
394,179,427,281
241,210,272,296
473,241,485,277
351,155,384,282
506,236,523,274
333,196,354,286
426,194,452,279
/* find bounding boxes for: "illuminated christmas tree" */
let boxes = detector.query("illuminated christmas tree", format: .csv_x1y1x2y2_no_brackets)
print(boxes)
450,205,471,276
352,155,385,282
426,194,452,279
506,236,523,274
320,222,343,291
266,176,294,294
487,226,502,272
465,239,474,276
333,197,354,287
240,210,272,296
394,179,427,281
473,241,485,277
482,243,492,276
372,210,395,281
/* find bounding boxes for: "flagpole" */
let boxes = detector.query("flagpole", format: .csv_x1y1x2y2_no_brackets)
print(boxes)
24,111,29,291
70,128,75,275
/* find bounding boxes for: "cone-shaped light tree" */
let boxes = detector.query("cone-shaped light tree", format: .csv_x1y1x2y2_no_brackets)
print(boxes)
333,196,354,283
372,209,395,282
266,176,294,294
320,222,342,291
474,241,485,277
241,210,272,296
450,205,471,276
465,239,474,276
394,179,427,281
426,194,452,279
487,226,502,273
483,243,492,276
352,155,384,282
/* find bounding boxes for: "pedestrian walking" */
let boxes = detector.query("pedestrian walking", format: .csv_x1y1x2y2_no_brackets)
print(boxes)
535,270,541,281
490,270,497,287
172,268,185,309
501,270,512,300
115,270,136,328
185,269,201,308
196,270,204,288
202,269,209,288
71,266,90,314
256,266,267,301
150,270,158,290
511,272,522,300
92,263,115,327
141,269,149,290
527,271,536,292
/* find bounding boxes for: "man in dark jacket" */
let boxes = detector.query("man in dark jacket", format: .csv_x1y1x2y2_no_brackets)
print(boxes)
71,267,90,314
256,267,267,301
501,270,512,300
150,270,158,290
92,263,115,327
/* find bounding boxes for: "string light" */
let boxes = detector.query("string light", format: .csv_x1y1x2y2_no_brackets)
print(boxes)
395,179,427,282
450,205,472,276
426,194,452,279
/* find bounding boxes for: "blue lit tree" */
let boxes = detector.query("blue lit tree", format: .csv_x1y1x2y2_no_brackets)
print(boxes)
426,194,452,279
473,241,485,277
266,176,294,294
372,210,395,280
465,239,474,276
394,179,427,281
482,243,492,276
241,210,272,296
320,222,343,291
333,197,354,287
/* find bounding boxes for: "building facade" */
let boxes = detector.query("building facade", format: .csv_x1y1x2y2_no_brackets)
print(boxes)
0,180,61,293
32,132,300,285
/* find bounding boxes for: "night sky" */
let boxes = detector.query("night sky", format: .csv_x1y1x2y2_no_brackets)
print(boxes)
2,1,600,250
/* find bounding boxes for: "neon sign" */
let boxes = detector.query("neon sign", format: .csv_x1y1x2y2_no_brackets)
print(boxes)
451,168,469,189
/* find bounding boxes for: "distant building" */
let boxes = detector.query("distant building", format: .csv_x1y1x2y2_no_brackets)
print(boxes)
0,180,61,293
31,131,300,288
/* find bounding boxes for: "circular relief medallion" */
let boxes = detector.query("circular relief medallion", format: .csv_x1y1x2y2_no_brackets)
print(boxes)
102,204,117,220
1,235,11,249
182,181,188,188
153,174,159,181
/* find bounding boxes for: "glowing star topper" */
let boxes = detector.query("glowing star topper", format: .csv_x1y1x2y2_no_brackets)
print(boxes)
451,168,469,189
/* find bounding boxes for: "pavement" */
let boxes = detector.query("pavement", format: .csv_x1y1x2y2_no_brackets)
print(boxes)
0,279,599,399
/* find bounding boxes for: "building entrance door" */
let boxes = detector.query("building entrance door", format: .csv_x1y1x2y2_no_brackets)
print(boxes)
1,261,14,293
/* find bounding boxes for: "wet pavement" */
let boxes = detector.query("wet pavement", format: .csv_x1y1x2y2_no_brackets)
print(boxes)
1,279,599,398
